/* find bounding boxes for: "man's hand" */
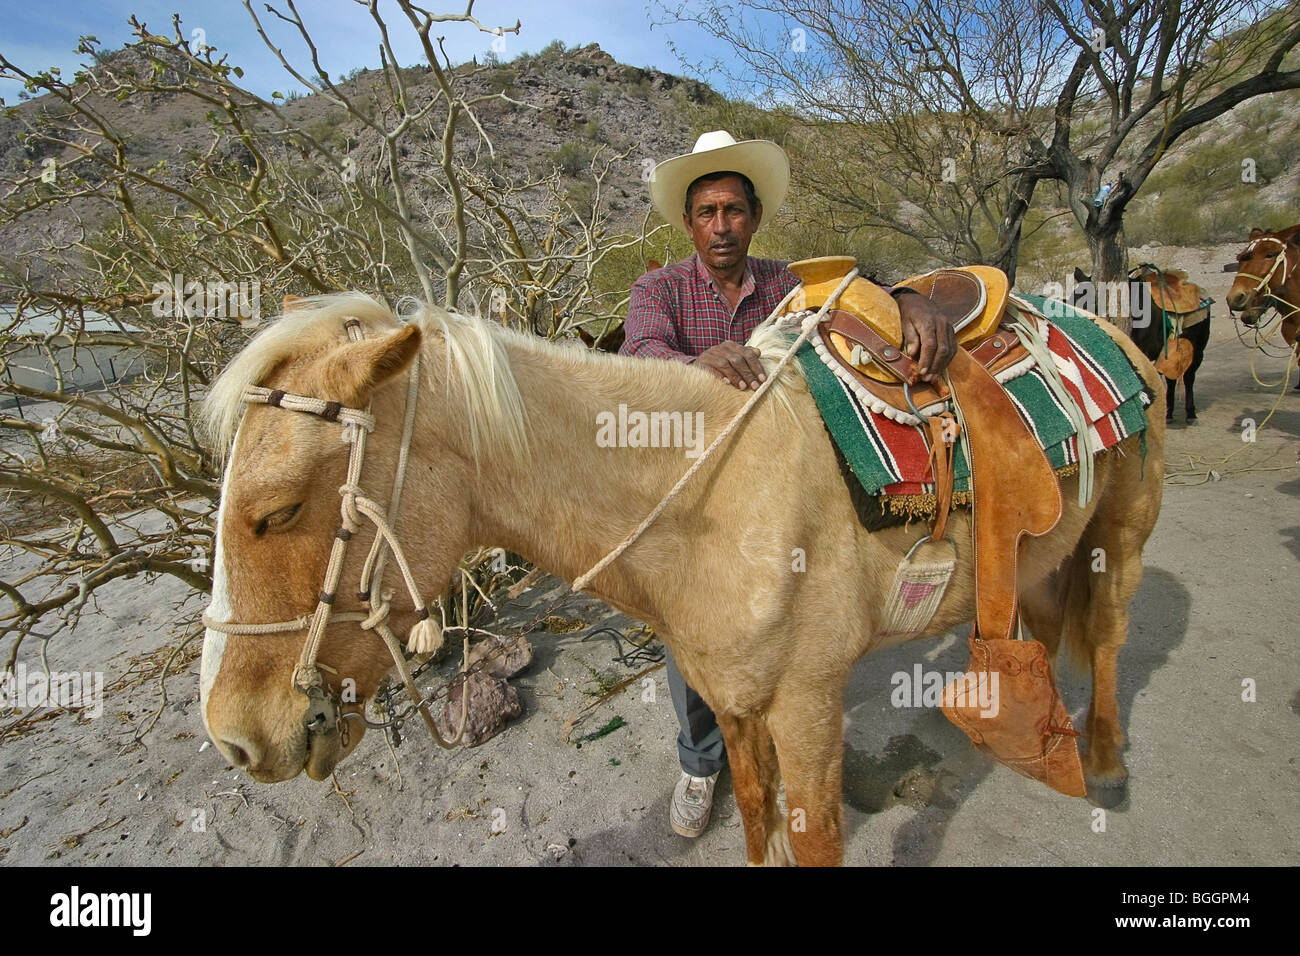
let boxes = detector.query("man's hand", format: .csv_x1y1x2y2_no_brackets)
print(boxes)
896,293,958,385
694,340,767,390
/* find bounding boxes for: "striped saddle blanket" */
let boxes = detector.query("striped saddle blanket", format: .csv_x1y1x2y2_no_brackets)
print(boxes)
794,294,1151,515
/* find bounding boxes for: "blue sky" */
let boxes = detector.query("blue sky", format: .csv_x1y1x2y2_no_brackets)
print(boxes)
0,0,758,101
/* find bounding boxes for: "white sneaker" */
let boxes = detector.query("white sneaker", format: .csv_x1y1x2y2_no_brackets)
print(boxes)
670,770,720,838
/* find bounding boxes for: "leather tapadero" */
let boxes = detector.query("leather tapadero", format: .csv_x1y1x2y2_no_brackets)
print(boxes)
941,635,1086,797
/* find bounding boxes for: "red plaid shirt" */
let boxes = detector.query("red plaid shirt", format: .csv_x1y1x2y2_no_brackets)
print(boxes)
620,254,800,362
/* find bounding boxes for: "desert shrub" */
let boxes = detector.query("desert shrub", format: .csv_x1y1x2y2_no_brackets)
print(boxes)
537,39,567,62
487,67,517,95
550,141,592,176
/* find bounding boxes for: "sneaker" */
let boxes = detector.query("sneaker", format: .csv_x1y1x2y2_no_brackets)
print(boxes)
670,770,720,838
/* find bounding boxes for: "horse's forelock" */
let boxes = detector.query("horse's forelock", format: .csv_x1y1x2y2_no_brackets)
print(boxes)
202,293,399,461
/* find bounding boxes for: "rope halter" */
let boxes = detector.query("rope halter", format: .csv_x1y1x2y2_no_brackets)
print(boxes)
1237,237,1293,301
201,317,467,750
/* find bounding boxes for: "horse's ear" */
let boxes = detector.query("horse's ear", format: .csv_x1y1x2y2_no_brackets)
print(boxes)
1074,266,1089,282
1249,227,1265,238
323,325,422,404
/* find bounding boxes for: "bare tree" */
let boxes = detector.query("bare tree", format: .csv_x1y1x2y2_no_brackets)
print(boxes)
0,1,651,668
1041,0,1300,288
660,0,1300,297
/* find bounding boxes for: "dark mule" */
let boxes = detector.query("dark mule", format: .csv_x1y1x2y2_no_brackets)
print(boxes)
1073,265,1212,423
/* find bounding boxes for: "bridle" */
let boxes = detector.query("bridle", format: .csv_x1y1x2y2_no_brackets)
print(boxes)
1231,236,1298,322
202,317,467,752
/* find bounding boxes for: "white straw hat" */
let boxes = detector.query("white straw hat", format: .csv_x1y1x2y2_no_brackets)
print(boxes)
649,130,790,232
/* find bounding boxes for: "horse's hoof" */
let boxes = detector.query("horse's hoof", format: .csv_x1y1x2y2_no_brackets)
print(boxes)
1085,772,1129,809
1186,415,1198,425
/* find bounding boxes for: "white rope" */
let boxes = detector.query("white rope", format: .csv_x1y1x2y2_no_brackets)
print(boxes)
242,386,376,433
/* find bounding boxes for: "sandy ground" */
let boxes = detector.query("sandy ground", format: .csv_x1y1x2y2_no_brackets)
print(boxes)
1,243,1296,867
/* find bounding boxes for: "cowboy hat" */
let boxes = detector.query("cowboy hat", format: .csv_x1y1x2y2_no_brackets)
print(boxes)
649,130,790,232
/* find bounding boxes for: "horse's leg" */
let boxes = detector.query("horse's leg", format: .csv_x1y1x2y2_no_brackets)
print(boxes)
715,712,790,866
1066,440,1162,798
1165,374,1177,422
765,677,847,866
1020,573,1065,663
1184,323,1209,421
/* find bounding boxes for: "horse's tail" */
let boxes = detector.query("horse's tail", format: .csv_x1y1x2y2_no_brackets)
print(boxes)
1056,539,1095,674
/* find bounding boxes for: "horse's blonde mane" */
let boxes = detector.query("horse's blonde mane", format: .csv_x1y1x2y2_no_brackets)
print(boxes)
202,292,531,468
747,315,811,424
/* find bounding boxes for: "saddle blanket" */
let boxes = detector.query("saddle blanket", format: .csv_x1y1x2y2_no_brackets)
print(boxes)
794,294,1151,504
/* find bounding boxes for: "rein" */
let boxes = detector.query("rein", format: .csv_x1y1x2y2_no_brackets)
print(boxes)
571,268,858,593
202,317,469,751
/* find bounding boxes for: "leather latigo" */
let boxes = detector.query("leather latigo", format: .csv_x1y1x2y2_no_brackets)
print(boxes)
823,309,931,388
819,314,1029,414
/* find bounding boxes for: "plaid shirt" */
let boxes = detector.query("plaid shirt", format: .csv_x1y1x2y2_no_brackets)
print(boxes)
620,254,800,362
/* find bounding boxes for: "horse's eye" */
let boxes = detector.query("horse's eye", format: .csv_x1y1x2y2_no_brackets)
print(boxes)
255,503,302,536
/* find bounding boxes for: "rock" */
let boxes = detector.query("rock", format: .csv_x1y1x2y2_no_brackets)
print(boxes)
436,670,522,746
466,633,533,679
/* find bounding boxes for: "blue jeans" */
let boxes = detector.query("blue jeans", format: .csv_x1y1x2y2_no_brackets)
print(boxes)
665,646,727,776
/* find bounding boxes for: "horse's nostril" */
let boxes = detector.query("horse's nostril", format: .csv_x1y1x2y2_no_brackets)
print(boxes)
217,736,261,770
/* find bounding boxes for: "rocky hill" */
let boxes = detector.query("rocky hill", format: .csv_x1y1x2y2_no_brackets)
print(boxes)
0,42,718,288
2,38,1298,292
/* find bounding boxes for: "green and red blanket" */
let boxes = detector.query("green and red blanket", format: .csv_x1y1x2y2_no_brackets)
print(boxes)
793,294,1151,505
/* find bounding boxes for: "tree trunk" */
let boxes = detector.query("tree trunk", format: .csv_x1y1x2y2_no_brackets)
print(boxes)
1086,222,1132,334
993,169,1043,286
995,218,1023,286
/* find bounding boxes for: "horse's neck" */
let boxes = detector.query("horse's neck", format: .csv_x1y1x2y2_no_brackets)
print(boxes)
467,342,738,602
1279,253,1300,310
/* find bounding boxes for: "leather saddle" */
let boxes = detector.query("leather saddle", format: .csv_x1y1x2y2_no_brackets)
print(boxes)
786,256,1085,797
791,256,1031,417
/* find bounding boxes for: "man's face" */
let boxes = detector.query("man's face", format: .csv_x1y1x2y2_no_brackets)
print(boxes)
683,175,762,273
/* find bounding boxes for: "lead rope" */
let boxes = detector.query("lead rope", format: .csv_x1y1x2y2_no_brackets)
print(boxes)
571,270,857,593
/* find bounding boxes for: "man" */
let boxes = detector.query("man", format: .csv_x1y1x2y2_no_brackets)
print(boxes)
621,130,957,838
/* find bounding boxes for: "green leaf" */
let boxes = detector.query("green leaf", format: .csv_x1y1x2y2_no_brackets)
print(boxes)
233,66,243,78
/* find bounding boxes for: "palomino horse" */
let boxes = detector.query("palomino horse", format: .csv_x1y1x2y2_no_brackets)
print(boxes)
1074,265,1211,422
1226,225,1300,389
198,292,1165,866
